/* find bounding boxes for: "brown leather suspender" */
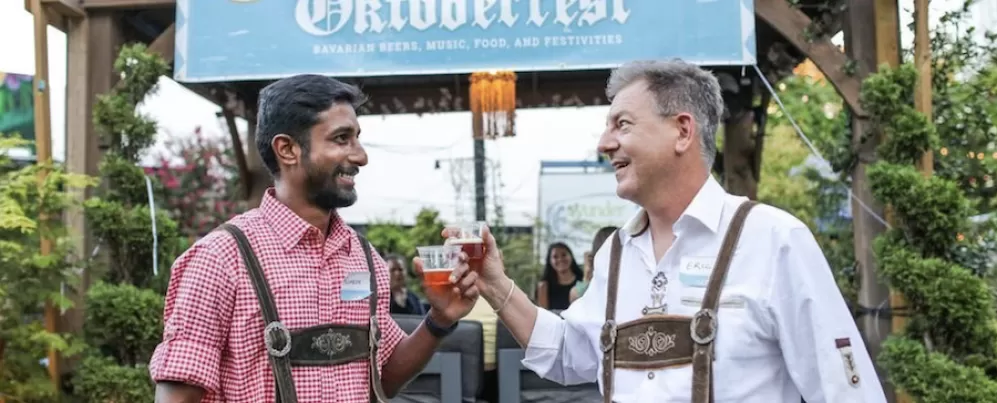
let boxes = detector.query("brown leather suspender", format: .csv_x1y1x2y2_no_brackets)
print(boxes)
600,230,624,403
358,235,391,403
220,224,389,403
600,201,757,403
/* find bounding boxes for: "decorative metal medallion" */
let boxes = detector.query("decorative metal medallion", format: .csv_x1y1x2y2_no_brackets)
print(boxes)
642,271,669,315
627,326,677,357
264,321,292,357
312,329,353,357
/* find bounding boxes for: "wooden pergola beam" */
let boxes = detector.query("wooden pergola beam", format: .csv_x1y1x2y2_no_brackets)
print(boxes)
755,0,867,117
148,23,175,63
81,0,175,9
43,0,84,18
352,78,608,116
22,0,84,31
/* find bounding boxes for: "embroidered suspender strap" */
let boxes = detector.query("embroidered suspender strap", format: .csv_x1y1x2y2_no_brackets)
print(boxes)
599,230,624,403
219,224,299,403
357,235,390,403
690,200,757,403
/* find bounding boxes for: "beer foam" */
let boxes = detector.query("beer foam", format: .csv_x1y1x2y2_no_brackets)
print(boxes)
448,237,483,245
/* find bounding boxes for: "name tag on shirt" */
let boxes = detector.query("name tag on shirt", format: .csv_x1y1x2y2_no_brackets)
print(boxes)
678,256,715,288
341,271,372,301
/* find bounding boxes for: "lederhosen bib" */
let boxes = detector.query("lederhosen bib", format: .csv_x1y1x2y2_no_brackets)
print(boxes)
219,224,390,403
599,201,756,403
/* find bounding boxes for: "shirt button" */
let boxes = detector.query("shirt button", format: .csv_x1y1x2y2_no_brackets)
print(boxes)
647,372,655,380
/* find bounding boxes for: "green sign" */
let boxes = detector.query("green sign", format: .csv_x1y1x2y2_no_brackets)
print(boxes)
0,72,35,154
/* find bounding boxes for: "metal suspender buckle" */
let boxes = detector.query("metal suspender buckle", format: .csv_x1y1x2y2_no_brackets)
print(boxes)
690,309,718,345
369,317,381,348
264,321,292,357
600,320,617,353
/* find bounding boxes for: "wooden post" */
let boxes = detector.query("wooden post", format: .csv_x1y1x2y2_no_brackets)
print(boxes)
885,2,931,403
873,3,903,403
845,0,899,400
62,11,124,351
913,0,933,178
30,0,60,392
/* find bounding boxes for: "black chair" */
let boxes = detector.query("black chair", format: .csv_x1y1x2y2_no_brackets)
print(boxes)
390,314,486,403
495,317,602,403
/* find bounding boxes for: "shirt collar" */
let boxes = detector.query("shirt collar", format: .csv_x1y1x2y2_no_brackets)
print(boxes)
259,188,354,253
621,175,727,239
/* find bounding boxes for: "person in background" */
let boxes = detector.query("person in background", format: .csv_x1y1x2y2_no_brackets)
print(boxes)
536,242,583,311
569,226,619,303
387,254,426,315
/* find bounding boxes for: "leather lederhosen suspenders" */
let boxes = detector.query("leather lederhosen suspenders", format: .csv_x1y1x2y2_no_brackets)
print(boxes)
599,201,757,403
219,224,390,403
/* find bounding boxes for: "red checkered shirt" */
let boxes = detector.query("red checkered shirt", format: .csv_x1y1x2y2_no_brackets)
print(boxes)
150,189,406,402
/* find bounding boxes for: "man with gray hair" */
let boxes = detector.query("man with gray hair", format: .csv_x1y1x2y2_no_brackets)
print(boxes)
438,60,886,402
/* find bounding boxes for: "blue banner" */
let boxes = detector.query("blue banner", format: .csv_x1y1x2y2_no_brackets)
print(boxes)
175,0,756,83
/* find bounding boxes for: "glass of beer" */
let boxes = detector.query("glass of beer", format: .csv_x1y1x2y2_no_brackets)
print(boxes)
416,244,460,293
446,221,486,272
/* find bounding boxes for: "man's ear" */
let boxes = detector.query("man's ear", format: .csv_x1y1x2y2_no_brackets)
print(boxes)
272,134,300,169
673,113,697,154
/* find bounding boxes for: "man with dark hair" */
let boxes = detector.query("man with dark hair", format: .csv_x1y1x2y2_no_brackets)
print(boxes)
386,254,426,315
150,74,479,403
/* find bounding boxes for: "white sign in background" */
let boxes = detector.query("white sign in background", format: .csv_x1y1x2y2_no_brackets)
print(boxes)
537,171,639,265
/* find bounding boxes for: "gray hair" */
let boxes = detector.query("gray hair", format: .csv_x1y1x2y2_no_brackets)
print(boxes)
606,60,725,169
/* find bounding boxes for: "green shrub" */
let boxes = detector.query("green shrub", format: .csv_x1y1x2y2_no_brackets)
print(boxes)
0,135,94,401
71,355,155,403
83,282,164,366
863,63,997,401
72,42,180,402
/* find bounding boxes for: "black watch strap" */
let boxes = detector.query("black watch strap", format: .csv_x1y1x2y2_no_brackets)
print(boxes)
424,314,458,339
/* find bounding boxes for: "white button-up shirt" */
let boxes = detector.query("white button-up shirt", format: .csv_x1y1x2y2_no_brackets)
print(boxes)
523,177,886,403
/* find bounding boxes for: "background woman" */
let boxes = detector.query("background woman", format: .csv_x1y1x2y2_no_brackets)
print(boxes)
536,242,584,311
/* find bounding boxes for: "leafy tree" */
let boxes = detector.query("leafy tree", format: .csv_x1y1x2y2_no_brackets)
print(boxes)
765,75,852,175
497,233,542,299
364,208,448,295
365,208,447,263
0,135,94,402
71,43,181,402
865,63,997,402
760,75,858,304
926,3,997,215
756,126,818,227
146,126,247,239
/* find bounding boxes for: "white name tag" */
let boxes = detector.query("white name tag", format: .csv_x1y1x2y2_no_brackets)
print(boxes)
678,256,715,288
340,271,372,301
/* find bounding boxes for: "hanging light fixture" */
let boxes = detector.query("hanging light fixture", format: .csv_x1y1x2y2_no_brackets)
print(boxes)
469,71,517,139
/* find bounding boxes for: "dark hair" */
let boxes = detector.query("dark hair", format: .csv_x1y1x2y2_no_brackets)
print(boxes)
384,253,411,277
591,226,619,255
542,242,583,286
256,74,367,177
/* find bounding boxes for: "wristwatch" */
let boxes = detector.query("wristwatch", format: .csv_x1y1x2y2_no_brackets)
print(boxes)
424,314,459,339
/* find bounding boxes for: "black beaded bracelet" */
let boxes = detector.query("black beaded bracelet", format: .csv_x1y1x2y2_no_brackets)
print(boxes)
424,315,459,339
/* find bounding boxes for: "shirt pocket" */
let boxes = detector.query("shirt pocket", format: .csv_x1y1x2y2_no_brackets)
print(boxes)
674,287,772,360
241,268,321,330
